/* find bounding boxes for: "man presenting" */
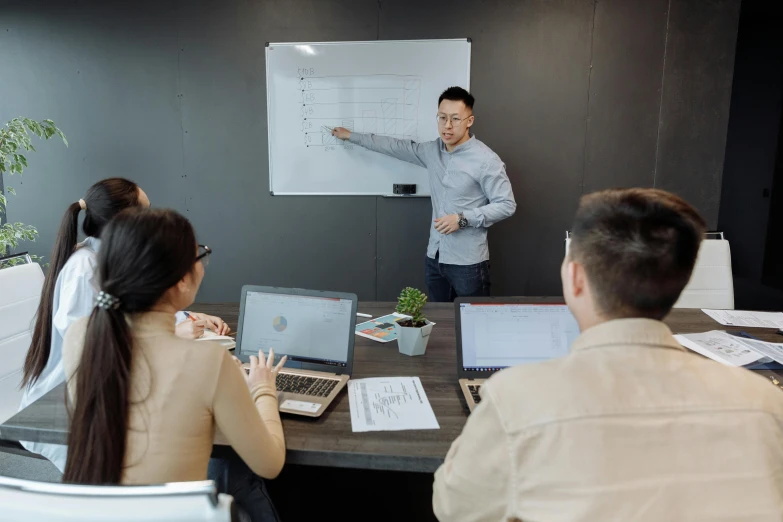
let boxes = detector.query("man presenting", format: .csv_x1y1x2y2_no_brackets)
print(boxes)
332,87,516,302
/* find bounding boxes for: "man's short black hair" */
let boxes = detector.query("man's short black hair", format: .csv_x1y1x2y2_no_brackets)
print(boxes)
569,188,707,320
438,87,474,110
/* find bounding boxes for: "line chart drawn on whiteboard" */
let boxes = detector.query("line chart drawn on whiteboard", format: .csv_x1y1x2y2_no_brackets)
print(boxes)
299,74,422,149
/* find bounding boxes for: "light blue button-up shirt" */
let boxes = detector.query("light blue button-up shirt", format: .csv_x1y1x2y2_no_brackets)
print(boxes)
349,132,516,265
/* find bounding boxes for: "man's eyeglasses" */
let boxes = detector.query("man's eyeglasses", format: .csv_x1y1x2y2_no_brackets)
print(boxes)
196,245,212,267
436,114,470,126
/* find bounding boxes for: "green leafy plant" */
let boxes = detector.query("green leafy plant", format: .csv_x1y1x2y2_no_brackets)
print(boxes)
0,118,67,267
395,287,428,327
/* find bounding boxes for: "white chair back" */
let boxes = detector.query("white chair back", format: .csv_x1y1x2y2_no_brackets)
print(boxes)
0,476,235,522
674,233,734,309
0,257,45,424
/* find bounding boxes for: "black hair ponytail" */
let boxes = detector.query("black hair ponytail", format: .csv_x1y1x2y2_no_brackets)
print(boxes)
64,208,197,484
23,178,139,387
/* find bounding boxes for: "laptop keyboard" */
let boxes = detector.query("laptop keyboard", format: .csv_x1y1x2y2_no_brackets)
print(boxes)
276,373,339,397
468,384,482,404
242,369,340,397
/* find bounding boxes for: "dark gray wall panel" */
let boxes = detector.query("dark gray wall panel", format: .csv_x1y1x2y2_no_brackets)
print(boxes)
1,0,741,302
176,0,379,301
654,0,741,228
719,0,783,282
0,1,183,265
376,197,431,300
379,0,593,296
583,0,668,191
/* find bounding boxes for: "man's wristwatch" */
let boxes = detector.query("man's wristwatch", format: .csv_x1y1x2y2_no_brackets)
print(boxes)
457,213,468,229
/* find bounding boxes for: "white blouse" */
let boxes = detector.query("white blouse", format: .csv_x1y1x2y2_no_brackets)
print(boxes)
19,237,102,470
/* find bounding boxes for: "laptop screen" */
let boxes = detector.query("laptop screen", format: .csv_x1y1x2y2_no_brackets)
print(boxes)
238,291,353,367
459,303,580,372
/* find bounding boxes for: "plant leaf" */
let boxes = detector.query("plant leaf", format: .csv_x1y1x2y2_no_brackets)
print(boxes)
0,117,66,255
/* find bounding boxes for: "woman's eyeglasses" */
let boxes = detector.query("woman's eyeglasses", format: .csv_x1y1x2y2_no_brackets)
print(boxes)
196,245,212,267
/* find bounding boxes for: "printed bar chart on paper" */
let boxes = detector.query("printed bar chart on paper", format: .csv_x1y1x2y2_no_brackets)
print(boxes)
266,39,471,195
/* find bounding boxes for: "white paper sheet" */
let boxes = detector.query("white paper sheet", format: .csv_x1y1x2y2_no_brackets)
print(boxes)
195,330,236,349
348,377,440,432
674,331,765,366
702,309,783,329
734,338,783,365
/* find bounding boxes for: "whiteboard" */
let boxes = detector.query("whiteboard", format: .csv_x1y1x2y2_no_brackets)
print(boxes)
266,39,471,196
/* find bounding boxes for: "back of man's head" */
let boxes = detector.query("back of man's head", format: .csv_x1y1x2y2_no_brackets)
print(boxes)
568,188,707,320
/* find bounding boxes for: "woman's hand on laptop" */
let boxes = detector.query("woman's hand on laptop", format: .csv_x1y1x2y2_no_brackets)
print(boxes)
246,349,287,390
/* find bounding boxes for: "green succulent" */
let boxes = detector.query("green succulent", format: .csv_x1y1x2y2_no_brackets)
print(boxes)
395,287,428,326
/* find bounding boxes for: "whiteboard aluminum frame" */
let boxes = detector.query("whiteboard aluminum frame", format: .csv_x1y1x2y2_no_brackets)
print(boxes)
266,38,471,196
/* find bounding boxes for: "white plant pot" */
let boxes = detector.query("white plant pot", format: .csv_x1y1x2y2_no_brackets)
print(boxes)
395,320,435,357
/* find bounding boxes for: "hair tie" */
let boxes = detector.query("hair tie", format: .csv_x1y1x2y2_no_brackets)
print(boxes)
96,291,121,310
78,199,87,210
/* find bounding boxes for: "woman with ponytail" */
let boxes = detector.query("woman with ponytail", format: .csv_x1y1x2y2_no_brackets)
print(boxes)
19,178,148,468
62,208,285,521
20,178,229,471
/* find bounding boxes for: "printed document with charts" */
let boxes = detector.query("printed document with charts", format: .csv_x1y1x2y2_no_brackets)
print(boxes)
702,309,783,329
674,331,765,366
348,377,439,432
675,330,783,366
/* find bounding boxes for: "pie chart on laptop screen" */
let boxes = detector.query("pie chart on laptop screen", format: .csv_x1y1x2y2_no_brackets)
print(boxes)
272,316,288,332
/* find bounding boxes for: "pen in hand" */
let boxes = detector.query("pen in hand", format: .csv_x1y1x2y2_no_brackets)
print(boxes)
181,311,205,339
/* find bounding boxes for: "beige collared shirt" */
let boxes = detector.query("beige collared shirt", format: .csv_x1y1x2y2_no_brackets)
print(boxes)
433,318,783,522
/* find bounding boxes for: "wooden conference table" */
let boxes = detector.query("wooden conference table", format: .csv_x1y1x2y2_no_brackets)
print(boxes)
2,302,782,474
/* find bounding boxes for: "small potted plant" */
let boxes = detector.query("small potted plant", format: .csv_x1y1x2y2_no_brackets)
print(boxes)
394,287,435,356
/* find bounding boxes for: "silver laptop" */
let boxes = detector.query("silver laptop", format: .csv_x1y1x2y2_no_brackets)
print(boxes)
236,286,357,418
456,297,580,412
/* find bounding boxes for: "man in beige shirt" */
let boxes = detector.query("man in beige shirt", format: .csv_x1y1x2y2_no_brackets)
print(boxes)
433,188,783,521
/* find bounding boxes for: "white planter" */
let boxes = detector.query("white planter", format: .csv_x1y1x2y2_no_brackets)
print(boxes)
395,320,435,357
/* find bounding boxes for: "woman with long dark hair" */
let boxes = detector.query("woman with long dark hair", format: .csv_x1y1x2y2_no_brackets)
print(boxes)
62,208,285,520
20,178,229,470
19,178,148,468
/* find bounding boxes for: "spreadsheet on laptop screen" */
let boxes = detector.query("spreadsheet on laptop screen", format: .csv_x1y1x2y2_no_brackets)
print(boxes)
460,304,580,371
239,291,352,367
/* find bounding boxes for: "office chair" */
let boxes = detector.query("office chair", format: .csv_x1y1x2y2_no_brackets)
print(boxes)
0,254,44,424
0,476,237,522
674,232,734,309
